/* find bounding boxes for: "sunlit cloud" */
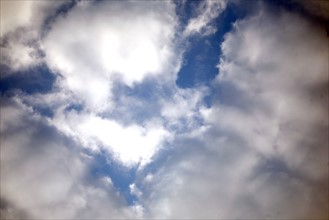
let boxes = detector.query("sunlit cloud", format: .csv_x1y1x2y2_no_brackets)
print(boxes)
1,0,328,219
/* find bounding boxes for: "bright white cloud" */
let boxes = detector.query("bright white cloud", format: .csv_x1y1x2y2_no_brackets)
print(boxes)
43,0,178,111
51,110,170,167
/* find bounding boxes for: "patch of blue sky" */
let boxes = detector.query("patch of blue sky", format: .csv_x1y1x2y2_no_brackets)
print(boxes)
0,64,56,96
64,103,84,113
0,65,56,118
176,1,248,107
174,0,203,29
88,138,180,206
90,149,139,205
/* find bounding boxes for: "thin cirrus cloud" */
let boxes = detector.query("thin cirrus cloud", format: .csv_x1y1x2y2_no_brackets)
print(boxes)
0,0,328,219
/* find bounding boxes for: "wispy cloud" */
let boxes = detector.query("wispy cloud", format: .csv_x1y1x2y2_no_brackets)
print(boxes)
184,0,227,36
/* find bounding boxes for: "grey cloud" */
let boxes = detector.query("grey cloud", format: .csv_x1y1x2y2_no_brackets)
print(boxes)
0,1,65,72
0,197,30,219
292,0,329,27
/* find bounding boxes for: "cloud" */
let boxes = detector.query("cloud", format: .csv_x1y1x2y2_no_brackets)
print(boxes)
293,0,329,21
1,1,328,219
184,0,227,36
50,110,170,167
0,97,140,219
217,7,328,180
141,4,328,219
160,86,208,130
0,1,57,37
43,0,178,112
5,0,208,170
0,1,64,72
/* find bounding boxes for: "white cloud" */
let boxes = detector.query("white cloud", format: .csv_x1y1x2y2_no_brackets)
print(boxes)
0,98,139,219
43,0,178,111
129,183,143,198
184,0,227,36
142,5,328,219
160,86,208,129
144,173,154,183
6,0,207,169
50,110,170,167
2,1,327,219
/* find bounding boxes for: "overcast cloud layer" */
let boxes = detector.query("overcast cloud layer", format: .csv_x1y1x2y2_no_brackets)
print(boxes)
1,0,328,219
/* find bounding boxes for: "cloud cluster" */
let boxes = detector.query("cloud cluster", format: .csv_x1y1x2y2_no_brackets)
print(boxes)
1,1,328,219
141,5,328,219
0,98,141,219
1,1,184,218
43,0,178,112
51,110,170,166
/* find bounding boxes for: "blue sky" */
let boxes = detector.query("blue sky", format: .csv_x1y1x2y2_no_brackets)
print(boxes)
1,0,328,219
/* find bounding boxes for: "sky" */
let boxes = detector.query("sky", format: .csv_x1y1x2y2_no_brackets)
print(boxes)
0,0,328,219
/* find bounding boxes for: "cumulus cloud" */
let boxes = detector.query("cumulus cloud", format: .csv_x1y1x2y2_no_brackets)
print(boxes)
142,5,328,219
43,0,178,111
5,0,207,170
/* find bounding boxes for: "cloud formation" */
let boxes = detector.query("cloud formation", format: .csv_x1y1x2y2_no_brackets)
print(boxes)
141,4,328,219
0,1,328,219
0,1,64,72
43,0,178,111
0,98,141,219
